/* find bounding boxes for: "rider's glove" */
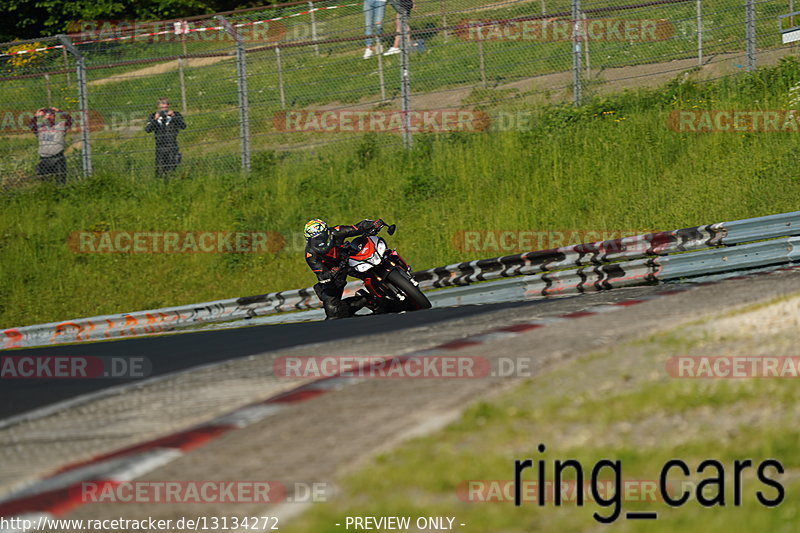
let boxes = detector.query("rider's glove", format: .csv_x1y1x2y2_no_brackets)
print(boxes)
357,219,383,233
320,266,344,282
363,219,384,235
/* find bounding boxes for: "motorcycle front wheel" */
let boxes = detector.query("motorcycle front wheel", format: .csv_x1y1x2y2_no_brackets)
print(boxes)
385,269,432,311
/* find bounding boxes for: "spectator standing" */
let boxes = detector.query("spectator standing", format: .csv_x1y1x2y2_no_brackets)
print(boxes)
30,107,72,184
145,97,186,177
385,0,415,55
363,0,387,59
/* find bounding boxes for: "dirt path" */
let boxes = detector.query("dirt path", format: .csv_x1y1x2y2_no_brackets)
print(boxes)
315,46,797,112
84,40,796,111
88,55,232,86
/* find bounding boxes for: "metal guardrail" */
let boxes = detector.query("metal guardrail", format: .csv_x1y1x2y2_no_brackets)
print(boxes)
416,210,800,288
429,236,800,307
3,211,800,350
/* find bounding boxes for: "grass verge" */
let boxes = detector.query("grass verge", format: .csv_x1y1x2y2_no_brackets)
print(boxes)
281,295,800,533
3,57,800,327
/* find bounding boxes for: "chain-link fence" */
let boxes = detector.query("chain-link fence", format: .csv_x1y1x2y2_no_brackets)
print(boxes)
0,0,797,187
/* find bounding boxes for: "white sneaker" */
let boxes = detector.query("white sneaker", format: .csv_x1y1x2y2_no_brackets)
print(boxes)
383,47,400,56
363,47,374,59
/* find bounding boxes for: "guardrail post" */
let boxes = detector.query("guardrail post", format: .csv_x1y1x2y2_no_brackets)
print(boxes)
216,15,251,173
745,0,756,71
58,34,92,176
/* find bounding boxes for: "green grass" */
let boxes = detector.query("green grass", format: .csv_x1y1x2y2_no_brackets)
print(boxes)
279,308,800,533
3,56,800,327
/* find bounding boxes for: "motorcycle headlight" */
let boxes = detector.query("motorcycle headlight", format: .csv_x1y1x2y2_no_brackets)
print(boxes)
354,262,372,272
376,239,387,256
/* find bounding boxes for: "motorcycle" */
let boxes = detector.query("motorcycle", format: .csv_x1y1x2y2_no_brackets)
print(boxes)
343,224,432,314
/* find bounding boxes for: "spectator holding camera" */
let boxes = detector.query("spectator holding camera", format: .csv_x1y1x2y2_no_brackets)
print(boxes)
30,107,72,184
145,97,186,177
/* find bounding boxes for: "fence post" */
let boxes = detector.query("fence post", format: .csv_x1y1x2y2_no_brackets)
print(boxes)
571,0,582,105
440,0,448,42
58,35,92,177
179,25,188,113
62,47,71,87
308,2,320,56
745,0,756,71
377,47,387,101
696,0,703,66
216,15,251,173
44,73,52,107
399,8,412,149
581,12,590,79
276,46,286,108
478,38,487,88
178,58,188,113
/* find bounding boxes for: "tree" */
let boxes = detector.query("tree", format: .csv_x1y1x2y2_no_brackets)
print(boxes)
0,0,268,42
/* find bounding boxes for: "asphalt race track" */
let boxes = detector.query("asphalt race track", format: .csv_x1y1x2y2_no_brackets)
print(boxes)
0,296,576,419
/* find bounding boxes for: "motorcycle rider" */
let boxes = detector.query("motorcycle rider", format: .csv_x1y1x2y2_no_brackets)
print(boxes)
304,218,386,319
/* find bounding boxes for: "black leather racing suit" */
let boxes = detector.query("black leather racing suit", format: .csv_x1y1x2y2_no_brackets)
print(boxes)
306,219,382,319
